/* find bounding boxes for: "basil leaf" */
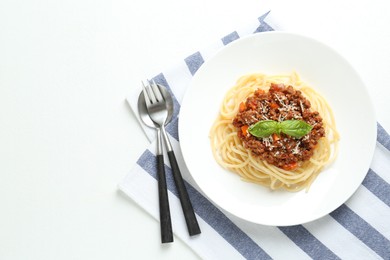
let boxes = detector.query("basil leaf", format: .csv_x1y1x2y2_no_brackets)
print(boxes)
280,120,313,138
248,120,278,138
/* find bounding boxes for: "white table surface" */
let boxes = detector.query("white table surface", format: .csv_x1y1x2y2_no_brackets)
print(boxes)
1,0,389,259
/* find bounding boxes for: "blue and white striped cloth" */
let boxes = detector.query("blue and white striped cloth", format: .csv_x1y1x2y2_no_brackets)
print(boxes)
119,12,390,259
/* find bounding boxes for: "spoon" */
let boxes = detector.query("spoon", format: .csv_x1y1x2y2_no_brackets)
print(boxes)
137,85,173,129
137,83,174,243
142,81,201,237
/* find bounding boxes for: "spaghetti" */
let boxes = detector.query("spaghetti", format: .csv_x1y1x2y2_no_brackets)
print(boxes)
209,72,339,192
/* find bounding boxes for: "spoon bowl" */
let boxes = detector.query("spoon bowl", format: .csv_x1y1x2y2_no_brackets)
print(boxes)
137,84,174,128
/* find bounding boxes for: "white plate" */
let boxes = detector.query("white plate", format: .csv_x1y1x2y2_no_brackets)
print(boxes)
179,31,376,226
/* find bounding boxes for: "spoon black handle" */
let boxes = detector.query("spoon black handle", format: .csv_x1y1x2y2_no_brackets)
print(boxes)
156,154,174,243
167,151,201,236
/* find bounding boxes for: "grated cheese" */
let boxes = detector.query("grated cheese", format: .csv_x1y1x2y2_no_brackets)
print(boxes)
291,141,301,155
299,100,305,112
262,136,272,147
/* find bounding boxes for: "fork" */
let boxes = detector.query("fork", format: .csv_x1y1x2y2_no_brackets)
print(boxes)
142,80,201,237
141,81,173,243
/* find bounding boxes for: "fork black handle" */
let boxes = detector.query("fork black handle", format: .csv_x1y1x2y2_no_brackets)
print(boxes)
156,154,174,243
167,151,201,236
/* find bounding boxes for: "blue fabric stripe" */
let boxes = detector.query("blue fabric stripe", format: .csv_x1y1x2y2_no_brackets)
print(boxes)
137,149,272,260
377,122,390,151
258,10,271,22
279,225,340,260
185,51,204,76
330,204,390,259
222,31,240,45
254,21,274,33
362,168,390,207
137,149,177,194
166,117,179,141
254,11,274,33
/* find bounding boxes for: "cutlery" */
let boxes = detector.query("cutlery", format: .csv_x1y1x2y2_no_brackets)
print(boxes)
137,85,173,129
138,83,174,243
142,80,201,237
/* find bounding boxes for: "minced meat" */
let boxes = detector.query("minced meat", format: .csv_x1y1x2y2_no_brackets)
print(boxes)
232,83,325,170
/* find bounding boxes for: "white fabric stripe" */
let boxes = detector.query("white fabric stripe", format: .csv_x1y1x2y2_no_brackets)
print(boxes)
162,60,194,106
236,17,265,38
167,132,203,189
304,215,380,260
345,185,390,240
228,215,311,260
118,164,245,260
119,163,159,216
198,41,224,62
370,143,390,184
260,12,282,31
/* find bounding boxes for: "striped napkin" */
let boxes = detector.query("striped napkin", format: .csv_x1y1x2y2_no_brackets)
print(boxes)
119,12,390,259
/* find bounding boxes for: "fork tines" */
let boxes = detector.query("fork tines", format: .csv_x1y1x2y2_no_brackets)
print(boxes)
142,80,164,105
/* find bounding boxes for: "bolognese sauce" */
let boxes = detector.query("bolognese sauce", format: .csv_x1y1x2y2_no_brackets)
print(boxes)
232,83,325,170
